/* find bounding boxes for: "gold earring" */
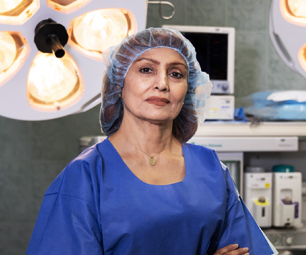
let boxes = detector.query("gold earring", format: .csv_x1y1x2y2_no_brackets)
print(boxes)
119,94,122,98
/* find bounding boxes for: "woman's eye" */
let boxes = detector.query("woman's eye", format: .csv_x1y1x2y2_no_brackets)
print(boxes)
139,67,153,74
170,72,183,79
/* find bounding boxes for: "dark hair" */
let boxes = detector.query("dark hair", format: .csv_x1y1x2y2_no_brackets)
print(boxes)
100,28,199,142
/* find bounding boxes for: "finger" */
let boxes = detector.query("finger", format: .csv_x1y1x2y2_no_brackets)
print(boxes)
214,244,238,255
214,245,249,255
225,247,249,255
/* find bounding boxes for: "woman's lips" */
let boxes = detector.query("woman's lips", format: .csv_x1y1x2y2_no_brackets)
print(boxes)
146,96,170,106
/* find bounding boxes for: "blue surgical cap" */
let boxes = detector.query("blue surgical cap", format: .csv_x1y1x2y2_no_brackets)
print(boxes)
100,27,212,136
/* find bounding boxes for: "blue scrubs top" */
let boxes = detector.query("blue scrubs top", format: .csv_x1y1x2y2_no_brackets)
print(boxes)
26,139,278,255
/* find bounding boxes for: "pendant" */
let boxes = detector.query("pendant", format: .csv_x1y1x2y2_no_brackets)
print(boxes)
149,157,156,166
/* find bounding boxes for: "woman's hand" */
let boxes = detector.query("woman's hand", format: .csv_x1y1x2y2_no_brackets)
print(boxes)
213,244,249,255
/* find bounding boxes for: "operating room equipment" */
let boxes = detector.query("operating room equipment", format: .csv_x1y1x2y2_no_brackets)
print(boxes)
273,165,303,228
244,167,273,228
270,0,306,79
0,0,147,120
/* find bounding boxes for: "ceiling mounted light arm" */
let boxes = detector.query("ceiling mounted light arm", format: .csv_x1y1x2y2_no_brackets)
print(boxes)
148,1,175,20
34,18,68,58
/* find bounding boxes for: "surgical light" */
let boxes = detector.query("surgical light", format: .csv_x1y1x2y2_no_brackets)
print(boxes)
270,0,306,78
0,0,147,120
0,31,30,88
27,52,83,111
0,0,24,13
69,8,133,60
73,9,128,52
297,43,306,72
0,32,17,74
47,0,91,14
278,0,306,26
287,0,306,18
0,0,40,25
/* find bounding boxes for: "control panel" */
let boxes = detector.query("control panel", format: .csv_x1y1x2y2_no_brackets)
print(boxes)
211,80,230,94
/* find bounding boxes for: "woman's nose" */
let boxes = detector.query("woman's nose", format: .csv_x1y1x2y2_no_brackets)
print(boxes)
154,72,169,91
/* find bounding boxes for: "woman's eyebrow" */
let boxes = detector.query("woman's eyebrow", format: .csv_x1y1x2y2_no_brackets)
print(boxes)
135,58,160,64
169,62,188,69
136,58,187,69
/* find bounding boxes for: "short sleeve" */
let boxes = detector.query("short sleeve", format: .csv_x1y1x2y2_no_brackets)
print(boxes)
207,152,278,255
26,152,103,255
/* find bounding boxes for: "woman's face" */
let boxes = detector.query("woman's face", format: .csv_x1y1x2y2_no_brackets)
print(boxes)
122,47,188,124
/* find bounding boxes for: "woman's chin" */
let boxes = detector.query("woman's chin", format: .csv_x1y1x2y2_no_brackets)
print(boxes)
140,114,177,125
126,107,179,124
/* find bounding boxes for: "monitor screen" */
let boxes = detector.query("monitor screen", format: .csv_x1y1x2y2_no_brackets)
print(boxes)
181,32,228,80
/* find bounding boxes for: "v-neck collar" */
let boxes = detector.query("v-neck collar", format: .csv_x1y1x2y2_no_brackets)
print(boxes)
104,138,189,187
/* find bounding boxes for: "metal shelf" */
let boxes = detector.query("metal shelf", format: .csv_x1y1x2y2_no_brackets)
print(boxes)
195,121,306,137
189,136,298,152
264,221,306,250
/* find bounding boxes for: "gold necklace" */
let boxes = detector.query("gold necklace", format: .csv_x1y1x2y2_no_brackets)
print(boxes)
136,148,161,166
123,136,168,166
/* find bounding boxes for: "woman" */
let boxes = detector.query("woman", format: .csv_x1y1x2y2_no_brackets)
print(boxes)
26,28,277,255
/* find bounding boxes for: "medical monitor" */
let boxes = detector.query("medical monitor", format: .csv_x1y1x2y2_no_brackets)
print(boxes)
162,25,235,94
